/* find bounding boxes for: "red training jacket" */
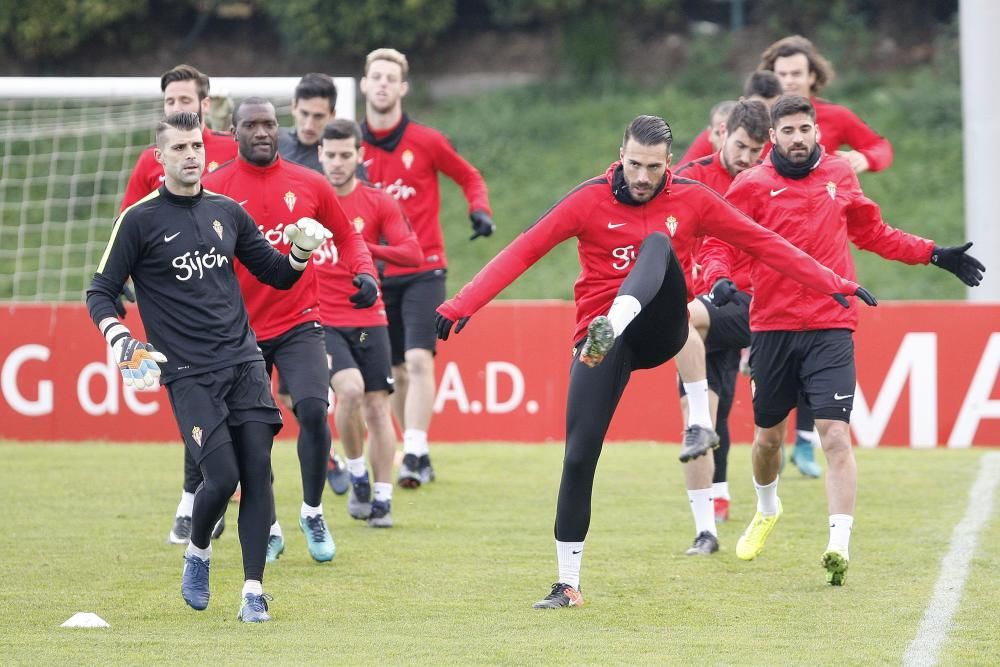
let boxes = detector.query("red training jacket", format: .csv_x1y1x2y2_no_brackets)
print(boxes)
438,162,859,344
674,152,751,294
813,96,893,173
361,115,491,277
314,182,421,328
678,129,714,166
202,155,375,341
701,150,933,333
120,128,237,211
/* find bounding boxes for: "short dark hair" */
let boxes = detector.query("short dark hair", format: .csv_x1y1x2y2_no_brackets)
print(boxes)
232,96,274,126
155,111,202,147
725,100,770,142
295,73,337,110
743,70,782,100
623,115,672,150
709,100,737,125
322,119,362,147
758,35,835,94
160,64,210,100
770,94,816,127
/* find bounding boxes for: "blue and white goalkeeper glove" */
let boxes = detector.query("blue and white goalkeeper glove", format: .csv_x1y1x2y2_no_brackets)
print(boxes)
284,217,333,269
103,321,167,389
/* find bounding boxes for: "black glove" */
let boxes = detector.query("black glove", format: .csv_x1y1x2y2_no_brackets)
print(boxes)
114,295,128,319
832,286,878,308
115,279,137,318
709,278,737,307
435,313,470,340
349,273,379,309
931,242,986,287
469,210,495,241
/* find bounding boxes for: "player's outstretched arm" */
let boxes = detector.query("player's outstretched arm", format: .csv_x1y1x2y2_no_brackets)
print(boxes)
930,242,986,287
97,318,167,390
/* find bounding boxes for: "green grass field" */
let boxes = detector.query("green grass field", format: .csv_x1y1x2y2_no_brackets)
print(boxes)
2,441,997,665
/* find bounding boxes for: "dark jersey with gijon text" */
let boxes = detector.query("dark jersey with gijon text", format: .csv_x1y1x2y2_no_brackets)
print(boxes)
86,186,302,384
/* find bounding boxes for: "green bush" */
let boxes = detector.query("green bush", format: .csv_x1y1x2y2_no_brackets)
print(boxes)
0,0,146,60
259,0,456,58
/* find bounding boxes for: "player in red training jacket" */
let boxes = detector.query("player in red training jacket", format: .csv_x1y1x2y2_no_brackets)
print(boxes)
121,65,236,212
314,118,421,529
435,115,874,609
202,98,377,565
671,99,769,535
699,95,984,585
360,48,494,489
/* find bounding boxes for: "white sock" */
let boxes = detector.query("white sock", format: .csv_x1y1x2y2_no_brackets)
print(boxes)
688,487,717,536
270,521,283,537
185,542,211,561
177,491,195,517
345,456,367,478
606,294,641,337
373,482,393,503
683,379,712,429
712,481,730,501
555,540,584,589
242,580,262,597
827,514,853,558
753,476,780,516
403,429,429,457
796,430,817,446
300,502,322,519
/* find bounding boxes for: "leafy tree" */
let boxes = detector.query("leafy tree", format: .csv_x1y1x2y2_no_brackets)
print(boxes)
0,0,147,60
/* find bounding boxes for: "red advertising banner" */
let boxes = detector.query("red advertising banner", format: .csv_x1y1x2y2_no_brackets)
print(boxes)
1,302,998,446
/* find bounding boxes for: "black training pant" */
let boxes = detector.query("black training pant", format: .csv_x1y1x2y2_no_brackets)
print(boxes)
555,232,689,543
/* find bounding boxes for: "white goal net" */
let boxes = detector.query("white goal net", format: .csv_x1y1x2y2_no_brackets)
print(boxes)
0,76,355,302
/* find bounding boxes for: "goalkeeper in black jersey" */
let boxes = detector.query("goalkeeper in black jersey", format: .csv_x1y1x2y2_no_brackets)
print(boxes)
86,112,331,623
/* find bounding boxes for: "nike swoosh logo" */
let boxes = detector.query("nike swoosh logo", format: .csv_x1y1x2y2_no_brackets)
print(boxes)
770,187,788,197
571,550,582,555
237,199,249,207
833,393,854,400
164,232,180,242
608,222,626,229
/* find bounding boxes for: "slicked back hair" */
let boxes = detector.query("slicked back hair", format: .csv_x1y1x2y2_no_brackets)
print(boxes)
758,35,835,94
232,96,275,127
295,73,337,109
743,70,782,99
725,100,771,142
160,64,210,100
770,94,815,127
365,48,409,79
155,111,202,147
323,118,362,148
623,115,673,151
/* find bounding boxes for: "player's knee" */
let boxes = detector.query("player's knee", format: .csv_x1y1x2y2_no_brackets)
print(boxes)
562,439,601,478
817,420,852,456
754,427,784,453
361,394,391,423
640,231,670,252
404,349,434,377
294,397,329,433
334,382,364,412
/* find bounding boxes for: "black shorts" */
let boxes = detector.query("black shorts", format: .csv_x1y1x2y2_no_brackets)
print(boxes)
749,329,856,428
700,290,751,353
258,321,330,407
677,346,740,402
381,269,446,365
165,360,282,465
324,325,394,393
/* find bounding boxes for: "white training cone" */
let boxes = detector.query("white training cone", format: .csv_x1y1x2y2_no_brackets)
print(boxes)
61,612,110,628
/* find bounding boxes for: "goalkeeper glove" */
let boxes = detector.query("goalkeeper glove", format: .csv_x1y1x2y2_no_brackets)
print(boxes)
709,278,737,307
102,321,167,389
930,242,986,287
350,273,379,309
469,210,495,241
284,217,333,269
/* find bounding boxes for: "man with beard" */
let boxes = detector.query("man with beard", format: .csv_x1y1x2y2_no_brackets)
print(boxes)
360,47,494,489
434,114,876,608
701,95,984,585
203,98,378,564
672,99,770,541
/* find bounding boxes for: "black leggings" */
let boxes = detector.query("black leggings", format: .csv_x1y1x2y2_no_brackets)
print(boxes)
713,382,734,484
555,232,689,542
191,421,274,582
796,394,815,433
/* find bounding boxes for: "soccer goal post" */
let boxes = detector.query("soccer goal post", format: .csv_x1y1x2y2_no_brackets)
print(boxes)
0,76,355,303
